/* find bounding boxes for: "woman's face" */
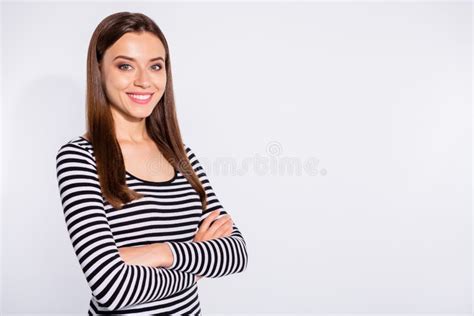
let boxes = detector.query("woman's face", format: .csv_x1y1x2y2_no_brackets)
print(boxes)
100,32,167,121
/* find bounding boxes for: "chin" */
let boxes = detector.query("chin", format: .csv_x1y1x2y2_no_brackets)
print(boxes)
133,112,153,120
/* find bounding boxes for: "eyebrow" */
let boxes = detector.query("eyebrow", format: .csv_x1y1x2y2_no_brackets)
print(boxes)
113,55,165,62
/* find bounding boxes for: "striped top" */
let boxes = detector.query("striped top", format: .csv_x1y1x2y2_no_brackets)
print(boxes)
55,135,248,315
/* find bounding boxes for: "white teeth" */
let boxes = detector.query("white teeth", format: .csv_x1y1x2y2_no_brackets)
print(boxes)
128,94,152,100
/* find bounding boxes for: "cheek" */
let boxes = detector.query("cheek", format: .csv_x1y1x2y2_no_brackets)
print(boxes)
109,75,132,90
155,74,167,89
102,70,130,96
102,79,130,106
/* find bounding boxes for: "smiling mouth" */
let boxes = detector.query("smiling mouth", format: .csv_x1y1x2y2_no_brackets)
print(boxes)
126,92,154,104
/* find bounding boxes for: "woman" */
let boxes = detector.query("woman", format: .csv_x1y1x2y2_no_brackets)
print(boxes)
55,12,248,315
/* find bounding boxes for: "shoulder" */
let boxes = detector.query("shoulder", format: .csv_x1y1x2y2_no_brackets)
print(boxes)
182,143,192,156
182,142,199,162
56,135,95,165
181,142,207,176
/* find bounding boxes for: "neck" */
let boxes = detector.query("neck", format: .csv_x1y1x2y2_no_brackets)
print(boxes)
111,106,150,144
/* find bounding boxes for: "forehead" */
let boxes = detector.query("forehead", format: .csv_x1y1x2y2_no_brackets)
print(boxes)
104,32,166,61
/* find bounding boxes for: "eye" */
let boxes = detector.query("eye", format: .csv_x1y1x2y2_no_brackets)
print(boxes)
118,63,133,71
117,63,163,71
151,63,164,71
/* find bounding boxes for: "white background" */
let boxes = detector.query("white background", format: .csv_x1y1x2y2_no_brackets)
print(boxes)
1,1,472,315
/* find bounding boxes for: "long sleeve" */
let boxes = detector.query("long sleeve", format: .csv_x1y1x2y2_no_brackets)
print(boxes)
55,143,196,311
164,145,249,278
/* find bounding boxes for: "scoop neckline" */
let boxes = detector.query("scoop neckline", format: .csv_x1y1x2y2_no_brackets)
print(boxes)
126,169,178,185
78,135,179,185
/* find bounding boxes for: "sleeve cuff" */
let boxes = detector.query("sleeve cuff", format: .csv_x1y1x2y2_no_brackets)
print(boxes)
164,241,177,269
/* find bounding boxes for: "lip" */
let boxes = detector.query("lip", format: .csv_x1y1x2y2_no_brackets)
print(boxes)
126,92,154,105
127,91,155,95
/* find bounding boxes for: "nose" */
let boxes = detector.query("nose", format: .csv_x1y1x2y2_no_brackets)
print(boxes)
133,69,151,88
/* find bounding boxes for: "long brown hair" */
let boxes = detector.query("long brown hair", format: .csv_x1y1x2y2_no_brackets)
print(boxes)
85,11,207,210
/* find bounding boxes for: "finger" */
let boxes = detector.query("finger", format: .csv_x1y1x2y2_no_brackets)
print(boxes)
195,210,222,241
223,224,233,237
199,209,221,232
213,220,234,239
208,217,233,239
211,220,229,238
208,215,231,232
202,215,230,240
215,220,233,238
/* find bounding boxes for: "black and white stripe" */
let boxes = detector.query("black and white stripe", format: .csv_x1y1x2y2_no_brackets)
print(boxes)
55,136,248,315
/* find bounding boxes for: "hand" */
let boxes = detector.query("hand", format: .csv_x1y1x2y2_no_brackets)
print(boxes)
193,209,234,243
118,244,163,268
193,209,234,282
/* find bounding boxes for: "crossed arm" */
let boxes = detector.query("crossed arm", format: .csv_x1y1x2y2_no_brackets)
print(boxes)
119,145,248,279
118,209,234,281
57,142,247,311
